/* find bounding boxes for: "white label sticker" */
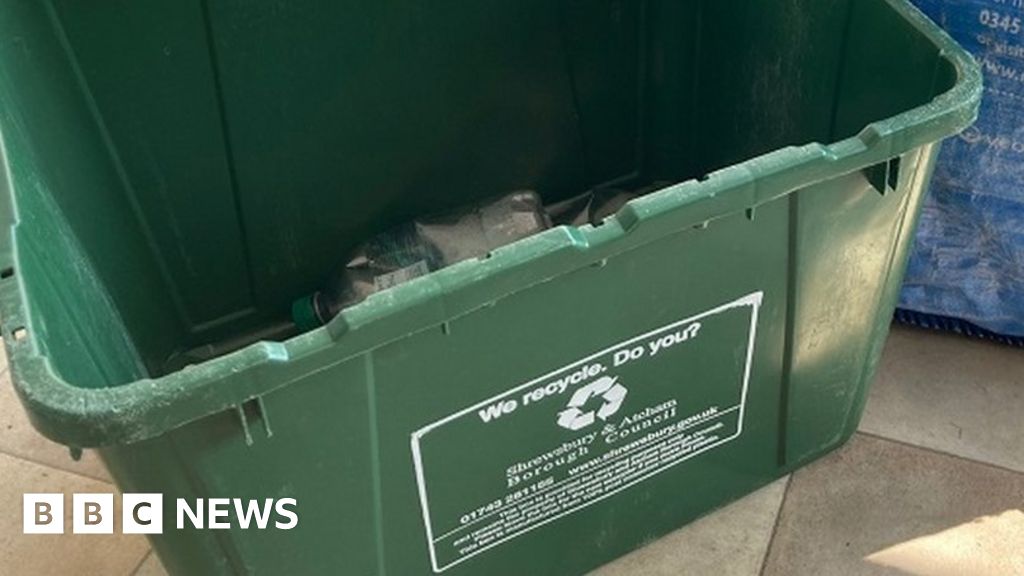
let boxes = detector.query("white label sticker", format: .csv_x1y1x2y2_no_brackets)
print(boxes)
411,291,764,573
374,260,431,291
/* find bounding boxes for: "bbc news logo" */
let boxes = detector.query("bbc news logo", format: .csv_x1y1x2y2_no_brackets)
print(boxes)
23,494,298,534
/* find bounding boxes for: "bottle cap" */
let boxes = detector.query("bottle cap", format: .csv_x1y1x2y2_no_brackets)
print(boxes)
292,294,323,331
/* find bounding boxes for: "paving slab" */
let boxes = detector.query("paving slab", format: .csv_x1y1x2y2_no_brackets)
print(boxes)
0,451,149,575
861,326,1024,472
134,552,168,576
763,434,1024,576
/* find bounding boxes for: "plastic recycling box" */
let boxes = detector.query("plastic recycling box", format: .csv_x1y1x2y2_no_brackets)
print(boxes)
0,0,980,574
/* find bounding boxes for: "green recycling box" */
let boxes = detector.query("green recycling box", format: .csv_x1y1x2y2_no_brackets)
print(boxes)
0,0,979,574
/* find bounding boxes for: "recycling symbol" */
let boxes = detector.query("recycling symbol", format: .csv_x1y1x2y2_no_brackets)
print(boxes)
557,376,628,431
